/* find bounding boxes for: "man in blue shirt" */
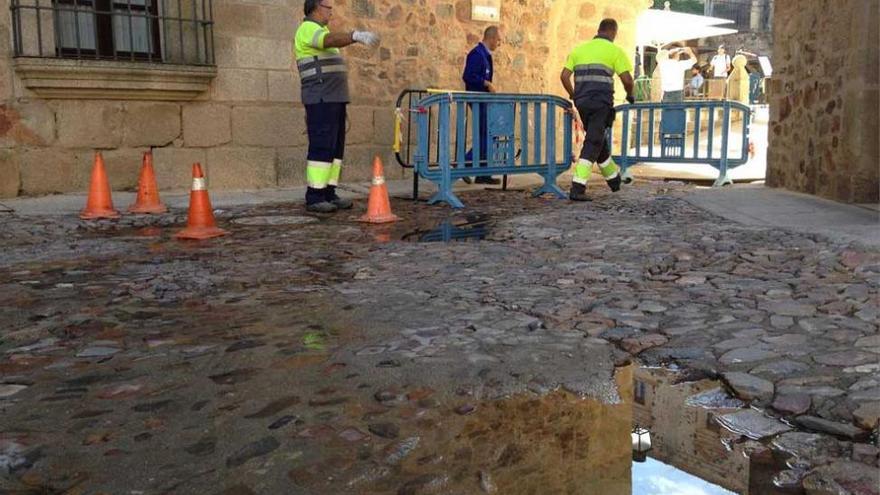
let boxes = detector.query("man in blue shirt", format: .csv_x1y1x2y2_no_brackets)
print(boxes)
462,26,501,184
685,64,704,97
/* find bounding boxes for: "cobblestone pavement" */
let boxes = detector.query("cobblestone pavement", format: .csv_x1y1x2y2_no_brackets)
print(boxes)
0,181,877,494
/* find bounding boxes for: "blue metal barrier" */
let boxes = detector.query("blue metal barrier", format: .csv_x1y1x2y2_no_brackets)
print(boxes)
612,100,751,187
414,92,572,208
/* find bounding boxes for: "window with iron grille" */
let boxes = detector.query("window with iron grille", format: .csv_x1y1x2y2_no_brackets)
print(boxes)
52,0,160,59
10,0,214,65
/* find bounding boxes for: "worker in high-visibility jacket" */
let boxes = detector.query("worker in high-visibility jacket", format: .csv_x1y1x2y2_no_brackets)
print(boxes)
560,18,635,202
294,0,378,213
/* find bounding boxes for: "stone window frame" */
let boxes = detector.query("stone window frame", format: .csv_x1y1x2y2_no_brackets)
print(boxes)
13,57,216,101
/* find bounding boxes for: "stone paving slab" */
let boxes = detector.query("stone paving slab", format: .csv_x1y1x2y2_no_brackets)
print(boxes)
685,184,880,247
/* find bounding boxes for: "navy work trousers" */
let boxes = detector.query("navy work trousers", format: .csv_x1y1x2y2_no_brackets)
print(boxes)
464,102,488,168
576,99,614,164
305,102,346,163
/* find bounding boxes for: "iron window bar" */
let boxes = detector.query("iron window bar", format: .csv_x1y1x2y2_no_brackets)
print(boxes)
9,0,215,65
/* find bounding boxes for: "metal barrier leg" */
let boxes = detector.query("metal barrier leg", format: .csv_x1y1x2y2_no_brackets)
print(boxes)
714,102,733,187
713,171,733,187
412,171,419,200
620,161,635,184
532,172,566,199
428,158,465,207
427,190,465,209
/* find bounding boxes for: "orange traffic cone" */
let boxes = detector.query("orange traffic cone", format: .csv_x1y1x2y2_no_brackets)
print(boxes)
174,163,228,240
80,151,121,220
359,155,400,224
128,151,168,214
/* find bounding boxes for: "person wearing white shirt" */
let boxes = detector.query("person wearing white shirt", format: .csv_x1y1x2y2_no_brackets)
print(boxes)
656,46,697,102
711,45,732,78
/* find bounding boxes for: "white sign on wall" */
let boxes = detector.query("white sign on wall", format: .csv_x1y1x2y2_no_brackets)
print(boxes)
471,0,501,22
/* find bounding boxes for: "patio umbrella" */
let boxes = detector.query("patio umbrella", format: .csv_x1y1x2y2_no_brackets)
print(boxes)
636,9,738,47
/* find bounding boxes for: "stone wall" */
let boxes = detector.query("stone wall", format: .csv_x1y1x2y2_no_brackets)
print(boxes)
766,0,879,203
0,0,650,198
701,31,773,59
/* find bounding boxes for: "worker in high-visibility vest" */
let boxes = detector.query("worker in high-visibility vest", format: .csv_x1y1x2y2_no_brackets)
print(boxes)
560,18,635,202
294,0,378,213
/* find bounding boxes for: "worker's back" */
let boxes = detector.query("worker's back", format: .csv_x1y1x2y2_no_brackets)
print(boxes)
564,37,630,105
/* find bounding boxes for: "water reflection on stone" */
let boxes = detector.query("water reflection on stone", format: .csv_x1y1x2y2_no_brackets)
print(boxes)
402,214,491,243
632,366,799,495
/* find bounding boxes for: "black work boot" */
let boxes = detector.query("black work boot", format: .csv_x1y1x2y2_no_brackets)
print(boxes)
569,182,592,202
606,175,622,192
325,185,353,210
306,187,338,213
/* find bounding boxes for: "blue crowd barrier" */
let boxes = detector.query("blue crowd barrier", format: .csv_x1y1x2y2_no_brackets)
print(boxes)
413,91,573,208
612,100,751,187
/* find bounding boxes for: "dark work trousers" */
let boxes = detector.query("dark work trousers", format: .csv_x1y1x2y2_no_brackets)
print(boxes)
305,102,346,205
305,102,346,163
576,99,614,163
464,102,488,169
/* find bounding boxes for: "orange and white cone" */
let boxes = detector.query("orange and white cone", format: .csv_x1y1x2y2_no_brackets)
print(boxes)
174,163,228,240
359,155,400,224
80,151,121,220
128,151,168,214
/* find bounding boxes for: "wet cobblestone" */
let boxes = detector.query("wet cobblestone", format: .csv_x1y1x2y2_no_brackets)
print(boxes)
0,181,877,493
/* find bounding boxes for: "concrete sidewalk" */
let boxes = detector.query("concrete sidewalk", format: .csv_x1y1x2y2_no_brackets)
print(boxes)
685,184,880,247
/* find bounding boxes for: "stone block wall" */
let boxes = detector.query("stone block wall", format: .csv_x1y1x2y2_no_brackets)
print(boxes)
766,0,879,203
0,0,650,197
701,31,773,60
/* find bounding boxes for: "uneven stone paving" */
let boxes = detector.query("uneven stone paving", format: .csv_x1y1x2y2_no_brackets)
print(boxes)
0,181,878,494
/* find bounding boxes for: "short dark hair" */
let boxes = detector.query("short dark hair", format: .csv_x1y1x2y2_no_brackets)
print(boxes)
484,26,499,39
598,18,618,33
304,0,320,16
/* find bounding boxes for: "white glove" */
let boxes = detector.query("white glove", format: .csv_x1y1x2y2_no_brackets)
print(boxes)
352,31,379,46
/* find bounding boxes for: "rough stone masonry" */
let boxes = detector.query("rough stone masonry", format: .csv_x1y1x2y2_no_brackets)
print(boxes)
0,0,650,198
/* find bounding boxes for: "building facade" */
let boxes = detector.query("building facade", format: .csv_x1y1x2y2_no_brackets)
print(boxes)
766,0,879,203
0,0,650,198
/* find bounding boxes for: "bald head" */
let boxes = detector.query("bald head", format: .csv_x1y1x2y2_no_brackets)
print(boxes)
483,26,501,51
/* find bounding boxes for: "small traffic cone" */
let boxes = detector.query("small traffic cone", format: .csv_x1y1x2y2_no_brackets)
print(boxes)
174,163,228,240
80,151,120,220
359,155,400,224
128,151,167,214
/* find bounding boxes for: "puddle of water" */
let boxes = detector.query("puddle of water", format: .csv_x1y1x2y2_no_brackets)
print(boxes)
315,365,800,494
633,457,735,494
231,215,318,226
401,214,493,243
631,366,801,495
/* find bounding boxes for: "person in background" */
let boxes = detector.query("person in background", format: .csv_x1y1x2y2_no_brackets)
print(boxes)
293,0,378,213
685,64,705,97
462,26,502,185
710,45,732,78
656,46,697,102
